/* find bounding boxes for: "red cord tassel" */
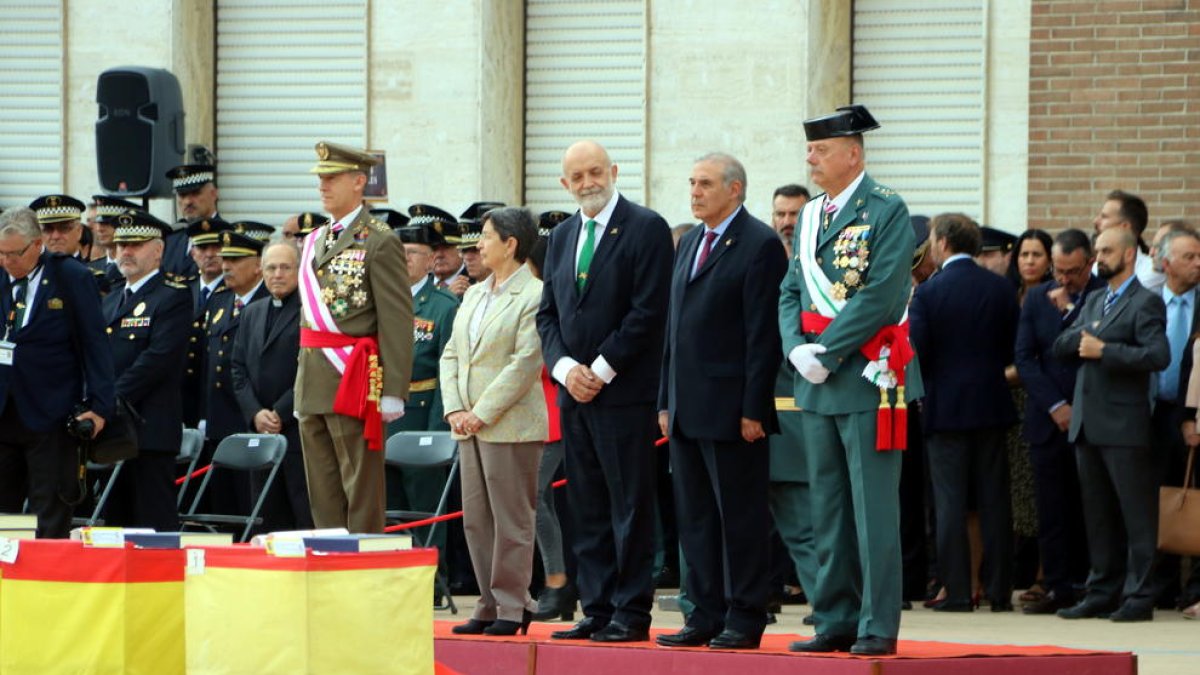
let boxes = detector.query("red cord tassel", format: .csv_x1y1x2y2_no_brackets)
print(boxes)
876,388,892,451
892,386,908,451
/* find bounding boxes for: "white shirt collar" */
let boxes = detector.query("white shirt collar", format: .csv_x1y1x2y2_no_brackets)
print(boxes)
581,189,620,228
826,171,867,214
411,274,429,297
237,281,263,307
125,268,160,295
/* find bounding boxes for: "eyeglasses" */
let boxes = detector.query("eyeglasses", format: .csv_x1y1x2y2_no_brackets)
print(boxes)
0,241,36,260
40,222,80,234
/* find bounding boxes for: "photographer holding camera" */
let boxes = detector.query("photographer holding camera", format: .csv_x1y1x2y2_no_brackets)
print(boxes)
0,207,114,538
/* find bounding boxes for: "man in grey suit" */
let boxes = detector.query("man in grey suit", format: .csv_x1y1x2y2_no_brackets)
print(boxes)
1052,227,1170,622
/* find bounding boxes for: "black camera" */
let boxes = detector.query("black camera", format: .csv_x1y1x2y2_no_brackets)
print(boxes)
66,404,95,442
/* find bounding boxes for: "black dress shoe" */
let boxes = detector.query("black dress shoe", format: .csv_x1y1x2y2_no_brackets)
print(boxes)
850,636,897,656
930,599,974,612
1023,591,1076,615
1056,599,1116,620
551,616,608,640
1109,603,1153,622
802,614,815,626
533,583,578,621
788,633,857,653
451,618,494,635
990,601,1014,613
708,628,761,650
656,625,720,647
590,621,650,643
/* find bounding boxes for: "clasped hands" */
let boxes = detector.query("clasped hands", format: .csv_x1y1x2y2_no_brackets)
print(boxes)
447,410,486,436
566,364,604,403
789,343,831,384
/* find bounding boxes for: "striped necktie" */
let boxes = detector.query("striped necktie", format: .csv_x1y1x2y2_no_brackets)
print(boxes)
1102,289,1117,315
823,200,837,230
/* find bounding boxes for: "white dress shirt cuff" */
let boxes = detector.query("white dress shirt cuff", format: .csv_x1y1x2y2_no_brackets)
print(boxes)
590,355,616,384
552,357,580,386
381,396,405,415
1049,400,1067,414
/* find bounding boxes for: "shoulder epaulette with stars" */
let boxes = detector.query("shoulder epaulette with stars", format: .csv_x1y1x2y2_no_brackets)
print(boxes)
211,286,230,295
368,218,390,234
871,185,897,198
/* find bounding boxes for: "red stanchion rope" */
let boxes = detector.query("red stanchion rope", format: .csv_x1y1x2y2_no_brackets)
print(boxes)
176,436,670,528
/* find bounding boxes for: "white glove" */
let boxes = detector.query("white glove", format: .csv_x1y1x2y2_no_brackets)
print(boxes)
380,396,406,423
789,344,831,384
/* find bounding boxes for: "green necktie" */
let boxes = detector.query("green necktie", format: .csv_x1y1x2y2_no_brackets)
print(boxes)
10,277,29,332
576,219,597,291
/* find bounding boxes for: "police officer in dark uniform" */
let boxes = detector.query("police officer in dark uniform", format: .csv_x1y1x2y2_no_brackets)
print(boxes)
164,160,223,281
386,221,460,552
101,210,192,530
182,216,233,430
410,204,466,294
29,194,87,259
202,229,270,516
89,196,140,294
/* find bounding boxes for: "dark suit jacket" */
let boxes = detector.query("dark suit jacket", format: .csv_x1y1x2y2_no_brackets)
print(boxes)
103,272,191,453
1052,277,1170,446
182,276,226,427
537,194,674,407
0,252,114,432
232,291,301,454
204,283,270,441
1014,275,1105,445
86,257,123,295
658,208,788,440
910,257,1019,433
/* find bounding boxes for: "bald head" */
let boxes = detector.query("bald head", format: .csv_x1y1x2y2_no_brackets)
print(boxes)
1094,226,1137,284
560,140,618,217
1098,226,1136,252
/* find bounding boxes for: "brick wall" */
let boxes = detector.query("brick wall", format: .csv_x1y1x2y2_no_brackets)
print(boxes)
1028,0,1200,231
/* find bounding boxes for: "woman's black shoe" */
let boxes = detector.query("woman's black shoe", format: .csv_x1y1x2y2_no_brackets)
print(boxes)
483,610,533,636
452,619,494,635
533,583,578,621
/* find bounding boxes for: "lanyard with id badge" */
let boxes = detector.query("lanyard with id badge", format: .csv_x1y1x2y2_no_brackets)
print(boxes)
1,278,28,367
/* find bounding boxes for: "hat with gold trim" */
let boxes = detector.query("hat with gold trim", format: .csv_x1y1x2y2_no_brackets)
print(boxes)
310,141,379,175
219,230,265,258
295,212,329,237
980,226,1017,253
112,209,172,243
370,208,411,231
408,204,460,246
186,216,233,246
166,164,216,194
29,194,85,225
803,104,881,141
538,210,571,237
229,220,275,243
92,195,141,224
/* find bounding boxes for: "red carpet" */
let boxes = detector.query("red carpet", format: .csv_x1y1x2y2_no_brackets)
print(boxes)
434,621,1135,674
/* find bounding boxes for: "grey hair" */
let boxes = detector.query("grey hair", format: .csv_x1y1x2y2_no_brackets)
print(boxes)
484,207,538,263
0,207,42,241
695,152,747,203
1159,227,1200,265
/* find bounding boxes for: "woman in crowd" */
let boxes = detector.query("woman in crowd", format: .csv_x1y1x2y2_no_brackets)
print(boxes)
526,236,578,622
441,207,547,636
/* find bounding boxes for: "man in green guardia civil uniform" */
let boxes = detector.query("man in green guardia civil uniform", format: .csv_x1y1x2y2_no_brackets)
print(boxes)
385,220,459,553
779,105,922,657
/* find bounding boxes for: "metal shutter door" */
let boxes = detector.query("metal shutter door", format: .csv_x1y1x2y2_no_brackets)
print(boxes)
0,1,62,206
852,0,986,218
525,0,646,212
215,0,366,224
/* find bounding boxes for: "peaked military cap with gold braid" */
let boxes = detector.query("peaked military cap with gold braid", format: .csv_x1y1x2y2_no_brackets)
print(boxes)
219,230,264,258
186,216,233,246
92,195,141,224
29,194,85,224
310,141,379,175
230,220,275,243
112,209,172,243
295,212,329,237
166,163,216,194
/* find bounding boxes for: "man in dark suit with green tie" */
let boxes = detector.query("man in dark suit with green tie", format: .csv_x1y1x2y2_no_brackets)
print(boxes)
779,105,922,656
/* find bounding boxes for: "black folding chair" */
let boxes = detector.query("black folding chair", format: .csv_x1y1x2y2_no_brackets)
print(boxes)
175,427,204,508
385,430,460,614
180,433,286,542
72,460,125,527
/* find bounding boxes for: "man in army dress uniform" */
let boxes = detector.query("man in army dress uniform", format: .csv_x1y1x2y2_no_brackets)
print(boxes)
101,210,192,530
202,229,270,516
780,105,921,656
387,221,459,552
296,141,414,534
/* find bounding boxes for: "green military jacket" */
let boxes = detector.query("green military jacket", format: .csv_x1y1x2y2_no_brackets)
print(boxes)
778,173,923,415
295,206,414,415
399,277,459,430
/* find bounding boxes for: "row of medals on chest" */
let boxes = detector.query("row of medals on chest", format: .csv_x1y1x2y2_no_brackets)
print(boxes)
319,247,368,317
829,224,871,302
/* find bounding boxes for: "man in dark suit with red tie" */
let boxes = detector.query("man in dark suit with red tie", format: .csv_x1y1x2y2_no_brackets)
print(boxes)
656,153,788,650
537,140,674,643
0,207,114,538
1014,228,1103,614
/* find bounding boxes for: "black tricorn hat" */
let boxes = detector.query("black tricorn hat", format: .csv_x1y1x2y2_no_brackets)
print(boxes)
395,223,447,248
979,226,1017,253
459,201,505,222
803,104,881,142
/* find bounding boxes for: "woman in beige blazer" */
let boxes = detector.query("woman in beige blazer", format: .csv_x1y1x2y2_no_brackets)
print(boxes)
440,207,547,636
